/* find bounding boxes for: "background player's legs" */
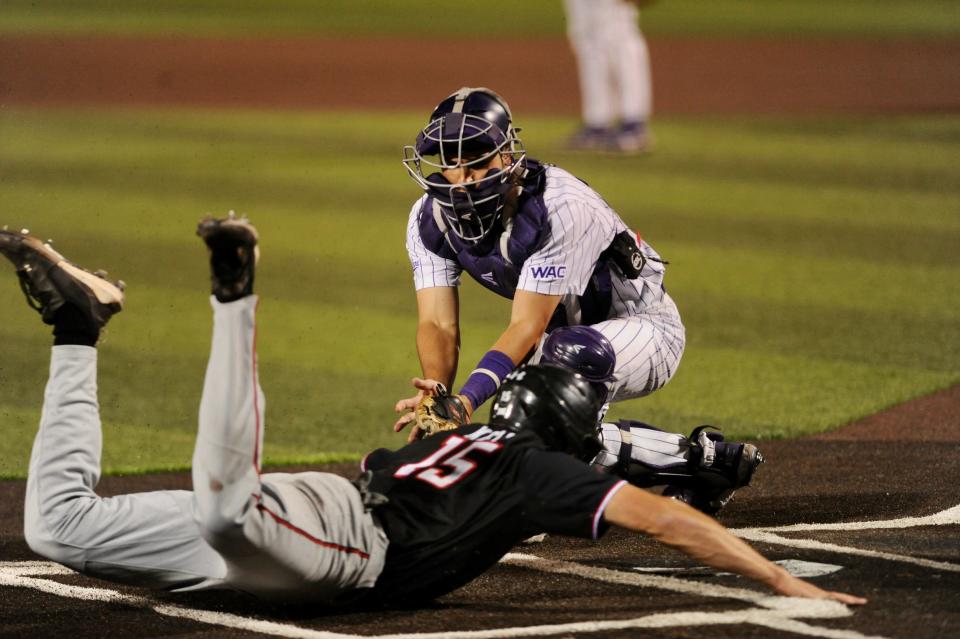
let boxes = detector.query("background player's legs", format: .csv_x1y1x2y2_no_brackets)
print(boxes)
607,2,652,147
592,294,685,402
191,217,386,602
24,346,227,590
565,0,615,145
608,2,650,120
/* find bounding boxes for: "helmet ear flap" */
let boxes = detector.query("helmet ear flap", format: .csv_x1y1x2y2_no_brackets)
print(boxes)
577,433,602,462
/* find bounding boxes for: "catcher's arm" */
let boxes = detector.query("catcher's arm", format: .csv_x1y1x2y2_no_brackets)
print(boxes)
394,287,460,439
604,485,867,604
416,286,460,387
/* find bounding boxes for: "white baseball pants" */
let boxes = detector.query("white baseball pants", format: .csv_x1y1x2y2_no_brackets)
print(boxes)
565,0,653,127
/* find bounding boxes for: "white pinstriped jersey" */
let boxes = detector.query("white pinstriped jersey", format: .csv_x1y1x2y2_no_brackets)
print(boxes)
405,165,667,324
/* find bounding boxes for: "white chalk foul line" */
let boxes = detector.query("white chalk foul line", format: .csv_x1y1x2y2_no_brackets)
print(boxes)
734,503,960,534
369,609,886,639
733,530,960,573
0,565,350,639
501,553,849,616
0,559,878,639
729,503,960,573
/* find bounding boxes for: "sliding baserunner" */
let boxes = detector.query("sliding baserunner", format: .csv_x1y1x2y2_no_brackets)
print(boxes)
1,218,864,606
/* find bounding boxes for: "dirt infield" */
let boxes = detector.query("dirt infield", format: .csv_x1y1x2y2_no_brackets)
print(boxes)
2,34,960,114
1,383,958,639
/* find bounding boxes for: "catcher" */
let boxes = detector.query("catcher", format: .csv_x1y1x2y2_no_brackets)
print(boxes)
395,88,685,444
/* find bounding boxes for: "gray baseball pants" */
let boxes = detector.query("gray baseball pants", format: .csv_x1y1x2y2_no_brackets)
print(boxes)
23,295,387,601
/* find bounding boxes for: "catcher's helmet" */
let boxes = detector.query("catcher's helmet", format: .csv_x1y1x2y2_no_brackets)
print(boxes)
402,87,526,244
490,364,602,460
540,326,616,404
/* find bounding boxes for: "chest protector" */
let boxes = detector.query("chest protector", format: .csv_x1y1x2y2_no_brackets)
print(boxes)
418,159,613,325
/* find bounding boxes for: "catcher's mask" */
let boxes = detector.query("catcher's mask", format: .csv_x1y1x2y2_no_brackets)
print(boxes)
490,364,602,461
403,87,527,245
539,326,617,406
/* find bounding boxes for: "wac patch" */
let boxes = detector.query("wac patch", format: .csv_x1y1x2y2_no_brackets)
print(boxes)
528,264,567,280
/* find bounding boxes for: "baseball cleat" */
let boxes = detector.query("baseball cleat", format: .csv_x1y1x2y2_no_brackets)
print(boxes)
196,211,259,303
565,126,613,151
0,226,125,329
610,122,652,154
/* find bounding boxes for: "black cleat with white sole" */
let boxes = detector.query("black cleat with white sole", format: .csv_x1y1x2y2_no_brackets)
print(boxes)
0,227,125,331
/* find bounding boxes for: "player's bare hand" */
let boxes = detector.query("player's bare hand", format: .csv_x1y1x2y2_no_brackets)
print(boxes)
774,574,866,605
394,377,444,441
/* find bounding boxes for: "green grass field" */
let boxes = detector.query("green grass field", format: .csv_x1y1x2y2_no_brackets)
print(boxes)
1,108,957,478
2,0,959,38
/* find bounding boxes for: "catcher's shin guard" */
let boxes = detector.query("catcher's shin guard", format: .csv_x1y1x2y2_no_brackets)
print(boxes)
590,420,764,516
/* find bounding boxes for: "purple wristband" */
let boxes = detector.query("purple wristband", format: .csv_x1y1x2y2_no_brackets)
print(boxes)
459,350,516,410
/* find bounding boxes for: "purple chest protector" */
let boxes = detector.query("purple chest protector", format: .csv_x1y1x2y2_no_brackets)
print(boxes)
418,162,551,299
418,160,614,325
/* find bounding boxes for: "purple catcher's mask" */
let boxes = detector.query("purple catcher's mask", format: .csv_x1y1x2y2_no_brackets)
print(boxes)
403,88,526,244
423,167,516,243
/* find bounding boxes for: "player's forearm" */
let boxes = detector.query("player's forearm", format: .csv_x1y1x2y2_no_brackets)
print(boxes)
416,321,459,388
606,486,789,593
490,318,545,364
645,499,789,589
456,321,541,412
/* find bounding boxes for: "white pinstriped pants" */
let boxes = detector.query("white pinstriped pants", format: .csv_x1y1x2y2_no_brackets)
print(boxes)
532,292,685,403
564,0,653,127
595,293,685,402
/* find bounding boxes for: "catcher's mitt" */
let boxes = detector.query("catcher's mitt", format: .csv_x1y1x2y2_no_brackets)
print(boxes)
415,384,469,437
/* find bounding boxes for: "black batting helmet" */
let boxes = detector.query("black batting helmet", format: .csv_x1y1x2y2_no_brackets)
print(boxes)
489,364,602,460
402,87,526,244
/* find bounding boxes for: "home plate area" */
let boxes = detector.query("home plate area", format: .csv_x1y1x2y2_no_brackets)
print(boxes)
1,503,958,639
2,394,960,639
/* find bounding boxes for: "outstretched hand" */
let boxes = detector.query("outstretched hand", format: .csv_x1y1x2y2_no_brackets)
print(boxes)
774,573,867,606
394,377,444,443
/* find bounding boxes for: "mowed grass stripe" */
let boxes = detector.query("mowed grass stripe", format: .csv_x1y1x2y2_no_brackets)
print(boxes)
664,245,959,317
0,109,957,477
0,329,412,477
609,348,955,439
2,0,959,37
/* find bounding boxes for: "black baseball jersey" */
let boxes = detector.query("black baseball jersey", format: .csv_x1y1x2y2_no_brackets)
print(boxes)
361,424,625,604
